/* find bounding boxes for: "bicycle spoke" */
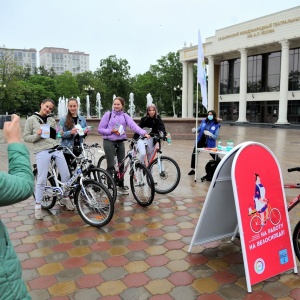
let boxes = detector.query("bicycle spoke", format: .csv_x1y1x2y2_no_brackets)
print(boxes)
75,180,114,227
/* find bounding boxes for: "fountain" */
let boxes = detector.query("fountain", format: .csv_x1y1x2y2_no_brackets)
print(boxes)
96,92,102,118
76,96,81,115
128,92,135,117
58,96,67,118
146,93,153,108
86,95,91,118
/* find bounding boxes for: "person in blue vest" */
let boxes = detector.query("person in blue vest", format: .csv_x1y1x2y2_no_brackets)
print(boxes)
188,110,221,175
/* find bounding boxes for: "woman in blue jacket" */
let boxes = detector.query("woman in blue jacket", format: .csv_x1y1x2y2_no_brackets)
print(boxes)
59,98,88,169
98,96,150,194
188,110,220,175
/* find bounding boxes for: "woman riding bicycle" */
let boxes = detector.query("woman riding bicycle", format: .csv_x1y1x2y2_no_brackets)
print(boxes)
23,98,74,220
133,103,166,164
98,96,150,195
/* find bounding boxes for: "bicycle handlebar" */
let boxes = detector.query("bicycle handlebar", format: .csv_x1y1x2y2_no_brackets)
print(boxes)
48,145,61,153
288,167,300,172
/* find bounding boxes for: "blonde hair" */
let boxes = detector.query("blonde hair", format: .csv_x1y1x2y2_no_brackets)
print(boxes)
146,104,158,118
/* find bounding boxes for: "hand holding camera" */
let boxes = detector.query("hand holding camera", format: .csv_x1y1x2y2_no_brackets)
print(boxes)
3,114,21,144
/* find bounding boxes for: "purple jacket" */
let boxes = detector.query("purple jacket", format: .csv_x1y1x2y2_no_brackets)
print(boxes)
98,110,147,141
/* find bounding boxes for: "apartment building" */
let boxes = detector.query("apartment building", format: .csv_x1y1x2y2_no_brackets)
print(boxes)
39,47,89,75
0,48,37,72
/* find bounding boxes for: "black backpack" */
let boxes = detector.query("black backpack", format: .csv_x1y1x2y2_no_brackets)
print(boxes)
201,160,220,182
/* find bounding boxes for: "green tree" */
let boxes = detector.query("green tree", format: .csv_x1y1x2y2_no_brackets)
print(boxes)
131,71,160,115
0,47,25,114
149,51,182,116
75,71,107,116
54,71,79,100
95,55,131,110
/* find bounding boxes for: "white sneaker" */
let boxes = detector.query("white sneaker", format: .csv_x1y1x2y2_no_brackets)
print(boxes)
35,205,44,220
60,197,75,211
117,187,129,195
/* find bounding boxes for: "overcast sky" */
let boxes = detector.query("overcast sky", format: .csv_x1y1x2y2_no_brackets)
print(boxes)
1,1,299,76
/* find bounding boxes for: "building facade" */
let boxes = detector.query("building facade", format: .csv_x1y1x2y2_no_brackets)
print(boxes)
39,47,89,75
0,48,37,72
179,6,300,124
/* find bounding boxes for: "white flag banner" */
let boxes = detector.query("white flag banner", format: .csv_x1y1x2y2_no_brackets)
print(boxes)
197,30,208,110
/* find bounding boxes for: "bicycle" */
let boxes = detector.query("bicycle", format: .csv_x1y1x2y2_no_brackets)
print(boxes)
67,139,117,203
248,202,281,233
140,130,181,194
33,146,114,227
284,166,300,261
97,139,155,207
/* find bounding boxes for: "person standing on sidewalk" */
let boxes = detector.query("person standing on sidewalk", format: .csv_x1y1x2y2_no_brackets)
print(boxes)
59,98,89,170
0,115,33,300
98,96,150,195
188,110,221,175
132,103,166,164
24,99,74,219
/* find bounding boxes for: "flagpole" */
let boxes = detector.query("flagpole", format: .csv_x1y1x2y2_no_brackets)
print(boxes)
194,83,199,182
194,30,207,182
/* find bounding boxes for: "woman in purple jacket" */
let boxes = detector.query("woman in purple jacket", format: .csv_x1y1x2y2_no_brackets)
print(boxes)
98,96,150,194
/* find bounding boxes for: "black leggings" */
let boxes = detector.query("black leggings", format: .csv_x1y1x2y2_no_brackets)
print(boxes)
103,139,125,187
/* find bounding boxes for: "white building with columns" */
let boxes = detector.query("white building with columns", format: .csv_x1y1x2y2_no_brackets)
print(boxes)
179,6,300,124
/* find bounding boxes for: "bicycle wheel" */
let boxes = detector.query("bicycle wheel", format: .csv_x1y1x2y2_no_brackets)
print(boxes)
87,167,117,203
292,220,300,261
148,156,181,194
130,162,155,207
269,208,281,225
33,169,57,210
97,155,107,169
250,215,263,233
75,179,114,227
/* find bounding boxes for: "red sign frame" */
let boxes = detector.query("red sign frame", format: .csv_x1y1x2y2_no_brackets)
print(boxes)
232,143,296,290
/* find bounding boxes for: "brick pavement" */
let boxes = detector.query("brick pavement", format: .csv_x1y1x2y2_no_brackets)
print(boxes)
0,124,300,299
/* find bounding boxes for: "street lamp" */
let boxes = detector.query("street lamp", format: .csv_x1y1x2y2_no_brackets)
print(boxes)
84,85,94,118
173,85,182,117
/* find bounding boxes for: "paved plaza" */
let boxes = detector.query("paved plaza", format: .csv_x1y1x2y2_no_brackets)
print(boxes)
0,123,300,299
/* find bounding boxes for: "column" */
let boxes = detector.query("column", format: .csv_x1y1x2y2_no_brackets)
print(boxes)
276,40,290,124
187,63,194,117
207,56,214,111
237,49,248,122
181,61,188,118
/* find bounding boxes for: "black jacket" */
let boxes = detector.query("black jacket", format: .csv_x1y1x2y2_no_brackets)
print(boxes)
133,115,166,140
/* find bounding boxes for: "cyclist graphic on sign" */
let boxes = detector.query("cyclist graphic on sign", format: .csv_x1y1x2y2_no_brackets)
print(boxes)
248,173,281,233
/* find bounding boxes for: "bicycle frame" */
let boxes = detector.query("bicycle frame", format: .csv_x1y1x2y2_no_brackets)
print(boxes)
144,136,165,173
44,144,99,203
284,167,300,212
114,147,139,181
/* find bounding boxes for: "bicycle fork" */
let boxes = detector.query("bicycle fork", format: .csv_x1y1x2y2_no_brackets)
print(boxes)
156,153,165,174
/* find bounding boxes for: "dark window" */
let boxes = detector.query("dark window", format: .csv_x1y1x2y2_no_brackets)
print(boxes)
219,59,240,95
267,52,280,91
289,48,300,91
247,55,262,93
287,100,300,122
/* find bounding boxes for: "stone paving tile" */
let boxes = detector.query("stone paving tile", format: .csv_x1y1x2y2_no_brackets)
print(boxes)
1,128,300,299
